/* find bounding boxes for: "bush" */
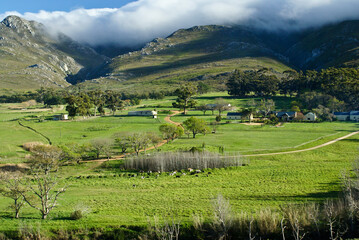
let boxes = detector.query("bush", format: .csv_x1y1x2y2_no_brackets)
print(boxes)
216,115,222,122
70,210,83,220
22,142,45,151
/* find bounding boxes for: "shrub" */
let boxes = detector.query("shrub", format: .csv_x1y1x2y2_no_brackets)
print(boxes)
70,210,83,220
22,142,45,151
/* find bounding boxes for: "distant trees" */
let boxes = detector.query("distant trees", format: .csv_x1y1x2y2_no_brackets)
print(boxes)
227,67,359,108
90,138,114,160
227,69,279,97
172,83,197,114
183,117,209,138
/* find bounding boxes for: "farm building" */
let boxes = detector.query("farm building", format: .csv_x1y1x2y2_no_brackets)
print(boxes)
128,111,157,118
227,112,253,120
275,112,297,121
304,112,317,121
206,103,231,108
349,111,359,121
53,114,68,121
334,112,350,121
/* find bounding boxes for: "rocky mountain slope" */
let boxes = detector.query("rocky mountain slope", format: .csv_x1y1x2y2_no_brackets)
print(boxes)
0,16,107,93
80,25,291,93
1,15,359,94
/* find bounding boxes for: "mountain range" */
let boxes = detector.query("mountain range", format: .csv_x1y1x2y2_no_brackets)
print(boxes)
0,15,359,94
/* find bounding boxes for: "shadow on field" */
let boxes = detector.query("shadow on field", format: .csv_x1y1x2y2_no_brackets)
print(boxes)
340,138,359,143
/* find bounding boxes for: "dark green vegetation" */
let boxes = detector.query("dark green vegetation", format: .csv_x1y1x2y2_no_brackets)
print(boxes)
227,67,359,108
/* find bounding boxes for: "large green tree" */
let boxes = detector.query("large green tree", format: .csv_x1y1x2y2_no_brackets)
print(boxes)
183,117,209,138
172,83,197,114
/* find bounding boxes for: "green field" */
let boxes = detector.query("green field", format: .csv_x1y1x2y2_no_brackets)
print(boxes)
0,94,358,234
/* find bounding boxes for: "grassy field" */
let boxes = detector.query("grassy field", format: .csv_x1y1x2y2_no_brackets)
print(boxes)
0,133,357,232
0,94,358,234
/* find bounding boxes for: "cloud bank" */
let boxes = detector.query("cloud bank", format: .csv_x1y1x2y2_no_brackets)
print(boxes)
1,0,359,47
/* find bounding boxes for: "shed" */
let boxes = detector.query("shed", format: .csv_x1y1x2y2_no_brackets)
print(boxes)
304,112,316,121
53,114,68,121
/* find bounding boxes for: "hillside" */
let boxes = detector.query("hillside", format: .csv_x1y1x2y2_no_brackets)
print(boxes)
285,20,359,69
1,16,359,94
0,16,107,93
78,25,292,93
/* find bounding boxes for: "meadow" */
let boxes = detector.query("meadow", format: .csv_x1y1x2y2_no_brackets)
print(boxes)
0,93,358,235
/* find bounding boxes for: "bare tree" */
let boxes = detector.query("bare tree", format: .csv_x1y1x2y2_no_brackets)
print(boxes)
91,138,114,159
23,145,67,219
146,132,162,151
214,98,231,117
212,194,233,240
0,171,26,218
152,215,181,240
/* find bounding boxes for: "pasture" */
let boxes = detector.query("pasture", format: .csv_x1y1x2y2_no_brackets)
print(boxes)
0,93,358,234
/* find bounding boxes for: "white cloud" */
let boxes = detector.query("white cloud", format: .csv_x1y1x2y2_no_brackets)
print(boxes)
1,0,359,46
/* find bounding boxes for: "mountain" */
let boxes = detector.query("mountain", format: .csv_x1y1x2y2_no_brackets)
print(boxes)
1,16,359,94
80,21,359,93
0,16,107,93
284,20,359,69
79,25,291,93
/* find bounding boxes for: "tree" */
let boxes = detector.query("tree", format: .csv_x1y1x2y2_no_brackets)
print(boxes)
159,124,183,143
241,108,255,123
126,133,145,156
146,132,162,151
105,91,123,116
172,83,197,115
23,145,66,219
197,82,210,95
226,70,252,97
214,98,231,117
88,90,105,117
197,105,210,115
90,138,114,160
258,99,275,118
183,117,209,138
114,132,131,154
0,171,26,219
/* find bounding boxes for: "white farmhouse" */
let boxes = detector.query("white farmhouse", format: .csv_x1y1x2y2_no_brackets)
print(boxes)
349,111,359,121
304,112,316,121
128,111,157,118
334,112,350,121
227,112,253,121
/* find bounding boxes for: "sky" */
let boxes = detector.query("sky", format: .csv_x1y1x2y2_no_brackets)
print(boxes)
1,0,359,47
0,0,134,13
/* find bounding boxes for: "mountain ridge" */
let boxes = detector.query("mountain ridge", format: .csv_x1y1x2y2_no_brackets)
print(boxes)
0,16,359,94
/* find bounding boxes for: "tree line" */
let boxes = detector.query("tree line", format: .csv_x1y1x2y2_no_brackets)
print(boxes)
227,67,359,108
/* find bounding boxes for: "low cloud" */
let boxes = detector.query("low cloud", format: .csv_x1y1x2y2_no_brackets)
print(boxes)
1,0,359,47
